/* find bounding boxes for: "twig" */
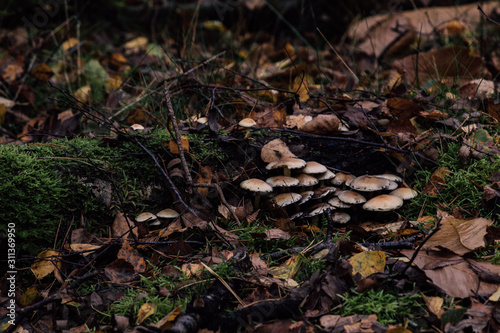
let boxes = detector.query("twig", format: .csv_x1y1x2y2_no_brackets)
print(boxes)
478,5,500,25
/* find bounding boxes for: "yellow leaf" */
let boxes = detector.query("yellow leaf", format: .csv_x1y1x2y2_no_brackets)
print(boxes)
153,306,182,331
20,287,37,307
292,75,312,102
137,302,157,324
30,250,61,279
69,243,102,257
488,286,500,302
349,251,386,279
269,253,303,279
61,38,79,51
74,85,91,103
124,37,148,53
422,294,444,318
169,136,189,154
181,263,204,278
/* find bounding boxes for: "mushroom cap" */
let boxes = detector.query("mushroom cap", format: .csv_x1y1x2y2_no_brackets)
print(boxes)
130,123,145,131
196,117,208,124
305,203,332,217
266,176,300,187
375,173,403,182
266,157,306,171
362,194,403,211
238,118,256,128
332,212,351,224
316,170,336,181
297,174,319,187
349,175,398,192
290,212,304,220
301,161,328,174
136,212,157,222
328,197,352,208
240,178,273,192
337,190,367,204
389,188,418,200
331,172,356,186
273,192,302,207
299,191,314,205
313,186,336,199
157,208,180,219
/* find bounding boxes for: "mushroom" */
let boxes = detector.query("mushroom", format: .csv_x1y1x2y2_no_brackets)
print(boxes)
299,191,314,205
135,212,157,235
238,118,256,138
349,175,398,192
300,161,328,175
331,212,351,224
328,197,352,209
157,208,179,220
316,169,336,186
240,178,273,208
273,192,302,207
375,173,403,183
389,188,418,200
331,172,356,187
296,173,319,190
362,194,403,212
129,123,145,133
266,158,306,177
266,175,300,188
305,203,333,225
337,190,367,205
312,186,336,200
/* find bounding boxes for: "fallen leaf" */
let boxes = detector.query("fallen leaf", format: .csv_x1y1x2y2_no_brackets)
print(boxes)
349,251,386,279
422,167,450,196
260,138,297,163
169,136,189,154
137,302,156,324
31,250,61,279
300,114,340,135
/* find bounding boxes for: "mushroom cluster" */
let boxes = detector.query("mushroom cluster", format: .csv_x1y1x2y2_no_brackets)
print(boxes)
240,157,417,225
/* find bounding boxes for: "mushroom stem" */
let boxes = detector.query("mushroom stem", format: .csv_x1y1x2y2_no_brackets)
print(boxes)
244,128,251,139
284,167,291,177
254,192,261,209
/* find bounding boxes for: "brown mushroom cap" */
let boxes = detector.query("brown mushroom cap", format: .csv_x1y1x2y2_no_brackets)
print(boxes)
273,192,302,207
328,197,352,208
299,191,315,205
337,190,367,204
389,188,418,200
297,174,319,187
301,161,328,174
316,170,336,181
266,176,300,187
136,212,157,222
305,203,333,217
332,212,351,224
240,178,273,192
362,194,403,211
331,172,356,186
313,186,336,199
349,175,398,192
238,118,256,128
157,208,180,219
375,173,403,183
266,157,306,171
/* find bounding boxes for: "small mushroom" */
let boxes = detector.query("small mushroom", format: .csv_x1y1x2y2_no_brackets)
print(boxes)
337,190,367,205
389,188,418,200
135,212,157,235
296,173,319,190
239,118,257,138
157,208,179,220
362,194,403,212
316,169,336,186
273,192,302,207
299,191,314,205
331,212,351,224
349,175,398,192
240,178,273,208
266,158,306,177
375,173,402,183
305,203,333,225
266,175,300,188
301,161,327,174
331,172,356,187
328,197,351,208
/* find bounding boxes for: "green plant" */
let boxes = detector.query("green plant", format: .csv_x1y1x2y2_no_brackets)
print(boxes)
337,289,424,326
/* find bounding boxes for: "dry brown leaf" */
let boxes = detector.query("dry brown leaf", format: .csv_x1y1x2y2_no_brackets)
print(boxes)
423,295,444,319
424,215,493,255
181,262,204,278
261,138,297,163
104,259,135,284
195,166,212,197
256,107,287,128
300,114,339,135
137,302,156,324
250,251,269,275
422,166,450,196
265,228,291,240
169,136,189,154
285,114,312,130
401,250,500,298
112,212,137,238
118,240,147,273
30,250,61,279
